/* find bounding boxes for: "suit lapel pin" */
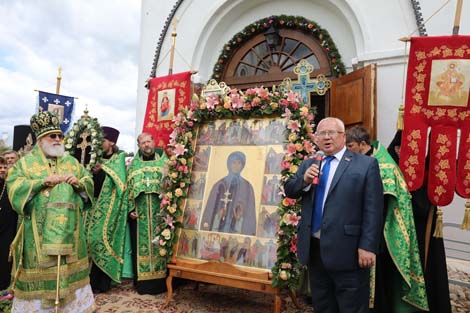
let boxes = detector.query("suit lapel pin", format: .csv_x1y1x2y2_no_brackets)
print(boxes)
345,157,351,161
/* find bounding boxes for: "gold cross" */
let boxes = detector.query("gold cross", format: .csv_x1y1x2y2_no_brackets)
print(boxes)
77,132,91,165
56,214,67,225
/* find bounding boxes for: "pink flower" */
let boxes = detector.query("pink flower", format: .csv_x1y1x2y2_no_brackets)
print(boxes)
190,100,198,111
245,88,257,96
163,215,175,228
230,93,244,109
257,87,269,99
286,91,298,103
289,234,298,253
251,97,261,106
205,93,219,110
282,197,297,206
287,120,300,132
303,140,314,154
281,108,292,119
286,143,297,156
173,143,187,157
281,159,291,170
160,197,169,208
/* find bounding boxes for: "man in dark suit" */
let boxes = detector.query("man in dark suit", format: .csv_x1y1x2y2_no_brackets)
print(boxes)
284,117,383,313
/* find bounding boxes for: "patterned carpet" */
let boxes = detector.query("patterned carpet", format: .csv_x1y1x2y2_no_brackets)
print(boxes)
94,279,313,313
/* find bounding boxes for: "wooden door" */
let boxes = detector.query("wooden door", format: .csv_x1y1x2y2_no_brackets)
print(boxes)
330,64,377,139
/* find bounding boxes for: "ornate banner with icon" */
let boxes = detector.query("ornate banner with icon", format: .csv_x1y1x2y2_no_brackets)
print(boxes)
142,71,191,151
38,90,75,133
400,35,470,207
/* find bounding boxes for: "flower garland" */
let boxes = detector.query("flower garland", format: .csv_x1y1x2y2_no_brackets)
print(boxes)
211,14,346,80
154,85,316,292
64,112,104,171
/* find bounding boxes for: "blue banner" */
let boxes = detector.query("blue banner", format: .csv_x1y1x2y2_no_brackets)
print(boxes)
38,91,75,133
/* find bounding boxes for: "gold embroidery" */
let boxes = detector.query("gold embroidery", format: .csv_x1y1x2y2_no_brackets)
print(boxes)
392,207,410,247
436,170,447,182
442,47,453,57
103,187,124,263
438,145,449,155
415,51,426,60
407,155,419,166
435,185,446,196
438,159,450,169
430,47,441,56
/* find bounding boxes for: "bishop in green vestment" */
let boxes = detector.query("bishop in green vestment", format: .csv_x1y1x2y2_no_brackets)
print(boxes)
126,132,168,294
346,126,428,312
7,111,95,312
87,126,128,293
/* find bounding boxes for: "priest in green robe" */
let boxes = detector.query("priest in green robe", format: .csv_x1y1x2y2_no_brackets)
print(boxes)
87,126,128,293
7,111,95,312
346,125,428,312
126,132,168,294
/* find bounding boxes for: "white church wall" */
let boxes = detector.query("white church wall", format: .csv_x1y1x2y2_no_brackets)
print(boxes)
137,0,470,256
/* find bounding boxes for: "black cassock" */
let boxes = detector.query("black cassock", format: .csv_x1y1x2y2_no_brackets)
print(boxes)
0,180,18,290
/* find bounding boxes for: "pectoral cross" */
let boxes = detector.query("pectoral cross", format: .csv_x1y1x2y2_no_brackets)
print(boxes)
220,190,232,210
146,177,150,187
77,132,91,165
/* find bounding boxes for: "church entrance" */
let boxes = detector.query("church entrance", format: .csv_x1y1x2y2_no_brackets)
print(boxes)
213,16,377,137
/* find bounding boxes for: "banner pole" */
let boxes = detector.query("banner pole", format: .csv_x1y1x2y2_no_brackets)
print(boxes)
56,67,62,94
452,0,464,35
169,19,178,75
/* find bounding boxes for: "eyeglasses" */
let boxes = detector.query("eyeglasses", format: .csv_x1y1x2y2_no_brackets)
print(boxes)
315,130,344,138
49,133,64,140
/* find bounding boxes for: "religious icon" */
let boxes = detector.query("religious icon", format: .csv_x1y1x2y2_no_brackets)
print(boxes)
177,117,285,271
157,88,175,121
200,151,257,236
429,59,470,107
48,104,64,123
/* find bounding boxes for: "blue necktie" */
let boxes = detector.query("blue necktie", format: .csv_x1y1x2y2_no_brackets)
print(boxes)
312,156,334,233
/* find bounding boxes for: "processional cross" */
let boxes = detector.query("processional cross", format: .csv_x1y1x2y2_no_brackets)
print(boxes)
77,132,91,165
283,59,331,107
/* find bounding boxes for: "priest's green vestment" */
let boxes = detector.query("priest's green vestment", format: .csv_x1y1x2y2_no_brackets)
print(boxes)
126,149,168,284
371,141,428,312
86,151,127,283
6,145,94,307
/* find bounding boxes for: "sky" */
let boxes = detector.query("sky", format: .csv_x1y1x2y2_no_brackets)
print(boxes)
0,0,141,152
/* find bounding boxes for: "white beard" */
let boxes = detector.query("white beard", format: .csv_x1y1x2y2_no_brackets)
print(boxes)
39,140,65,158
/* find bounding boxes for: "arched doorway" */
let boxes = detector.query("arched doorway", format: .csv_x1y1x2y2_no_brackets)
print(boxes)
211,16,376,138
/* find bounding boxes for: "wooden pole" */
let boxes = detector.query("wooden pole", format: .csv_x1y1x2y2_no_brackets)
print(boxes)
453,0,464,35
168,19,178,75
56,67,62,94
54,255,61,313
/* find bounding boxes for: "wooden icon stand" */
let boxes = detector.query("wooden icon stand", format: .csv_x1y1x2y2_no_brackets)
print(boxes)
164,258,282,313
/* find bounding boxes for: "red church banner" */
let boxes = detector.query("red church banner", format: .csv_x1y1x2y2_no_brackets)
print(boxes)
400,36,470,206
142,71,191,151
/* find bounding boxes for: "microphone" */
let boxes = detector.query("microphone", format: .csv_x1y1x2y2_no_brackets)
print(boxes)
311,151,325,185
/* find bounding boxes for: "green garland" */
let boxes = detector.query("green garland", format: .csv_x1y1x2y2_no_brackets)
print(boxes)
211,15,346,80
64,112,104,171
154,86,316,292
